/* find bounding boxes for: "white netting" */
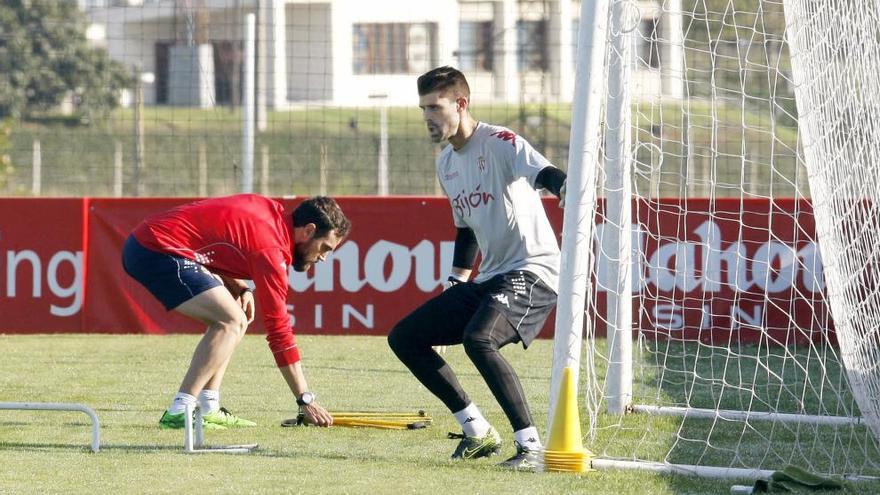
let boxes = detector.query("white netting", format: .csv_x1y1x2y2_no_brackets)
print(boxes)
574,0,880,477
785,0,880,449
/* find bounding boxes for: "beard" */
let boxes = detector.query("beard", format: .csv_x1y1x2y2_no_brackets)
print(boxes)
292,243,311,272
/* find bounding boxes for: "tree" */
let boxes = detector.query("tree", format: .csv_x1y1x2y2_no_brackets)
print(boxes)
0,0,132,120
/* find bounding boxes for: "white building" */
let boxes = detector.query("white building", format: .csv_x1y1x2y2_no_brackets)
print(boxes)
84,0,680,108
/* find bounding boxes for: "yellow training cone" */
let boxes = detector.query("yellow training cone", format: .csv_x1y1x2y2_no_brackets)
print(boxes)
545,367,584,453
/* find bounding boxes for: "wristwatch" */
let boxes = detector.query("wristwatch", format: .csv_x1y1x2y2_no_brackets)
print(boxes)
296,391,316,407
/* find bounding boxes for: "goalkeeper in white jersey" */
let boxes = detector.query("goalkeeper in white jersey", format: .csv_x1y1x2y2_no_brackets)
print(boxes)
388,66,567,471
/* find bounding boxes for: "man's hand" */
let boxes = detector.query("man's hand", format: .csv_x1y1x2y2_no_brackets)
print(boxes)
239,289,255,324
559,180,567,209
300,402,333,427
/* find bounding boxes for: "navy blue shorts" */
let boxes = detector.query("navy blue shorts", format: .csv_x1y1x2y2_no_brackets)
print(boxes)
121,235,222,310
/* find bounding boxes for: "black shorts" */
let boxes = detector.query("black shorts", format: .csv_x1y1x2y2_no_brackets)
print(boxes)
121,235,222,310
416,270,557,348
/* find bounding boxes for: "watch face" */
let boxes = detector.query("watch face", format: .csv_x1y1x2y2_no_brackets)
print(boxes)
300,392,315,405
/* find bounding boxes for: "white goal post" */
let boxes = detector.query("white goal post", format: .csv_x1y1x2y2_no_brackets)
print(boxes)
551,0,880,480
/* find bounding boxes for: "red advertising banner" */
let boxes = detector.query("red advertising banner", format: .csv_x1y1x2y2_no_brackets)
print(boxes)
86,198,197,333
0,196,832,344
616,198,831,345
0,198,86,332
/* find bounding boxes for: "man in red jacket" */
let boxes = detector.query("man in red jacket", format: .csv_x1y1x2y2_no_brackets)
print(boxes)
122,194,351,429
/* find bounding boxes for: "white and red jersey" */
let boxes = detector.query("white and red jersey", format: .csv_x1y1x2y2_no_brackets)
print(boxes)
132,194,300,367
436,122,560,291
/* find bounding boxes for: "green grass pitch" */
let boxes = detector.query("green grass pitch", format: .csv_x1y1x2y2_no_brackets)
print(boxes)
0,334,877,494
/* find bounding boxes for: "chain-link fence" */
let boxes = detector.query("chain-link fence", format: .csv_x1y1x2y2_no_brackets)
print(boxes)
2,0,802,198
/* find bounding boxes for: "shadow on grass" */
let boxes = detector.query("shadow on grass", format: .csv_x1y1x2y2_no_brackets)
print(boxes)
0,420,98,428
306,358,553,383
0,442,182,453
252,446,520,473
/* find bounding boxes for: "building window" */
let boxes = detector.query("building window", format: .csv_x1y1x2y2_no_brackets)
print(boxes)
517,20,547,72
353,23,437,75
458,21,494,72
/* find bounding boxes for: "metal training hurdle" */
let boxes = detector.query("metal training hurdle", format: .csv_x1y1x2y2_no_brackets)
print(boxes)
183,403,257,454
0,402,100,453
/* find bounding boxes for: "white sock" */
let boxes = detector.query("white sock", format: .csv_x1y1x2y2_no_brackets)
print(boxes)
197,389,221,414
514,426,542,450
453,403,490,438
168,392,197,414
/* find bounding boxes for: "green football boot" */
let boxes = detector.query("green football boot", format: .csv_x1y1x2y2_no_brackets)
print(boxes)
498,441,541,472
158,410,227,430
449,426,503,459
201,407,257,428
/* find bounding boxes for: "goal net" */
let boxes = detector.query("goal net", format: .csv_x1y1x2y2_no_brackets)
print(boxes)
554,0,880,479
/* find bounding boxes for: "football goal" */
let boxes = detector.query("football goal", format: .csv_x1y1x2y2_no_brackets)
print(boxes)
552,0,880,480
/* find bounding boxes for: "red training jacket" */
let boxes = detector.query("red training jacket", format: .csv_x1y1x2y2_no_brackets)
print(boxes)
132,194,300,366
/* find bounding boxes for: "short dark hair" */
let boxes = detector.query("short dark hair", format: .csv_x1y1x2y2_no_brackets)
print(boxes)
293,196,351,239
417,66,470,99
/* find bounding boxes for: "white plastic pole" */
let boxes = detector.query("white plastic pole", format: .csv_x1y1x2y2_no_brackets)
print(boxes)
194,406,205,448
591,458,776,480
662,0,684,99
184,403,195,452
604,0,633,415
378,104,389,196
113,141,123,197
319,144,328,196
242,13,256,193
547,0,611,428
198,141,208,196
591,458,879,483
256,0,268,132
133,68,145,197
632,405,864,426
261,144,270,195
370,94,389,196
32,139,41,196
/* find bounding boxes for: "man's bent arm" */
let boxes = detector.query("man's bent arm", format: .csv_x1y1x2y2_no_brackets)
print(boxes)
450,227,478,282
